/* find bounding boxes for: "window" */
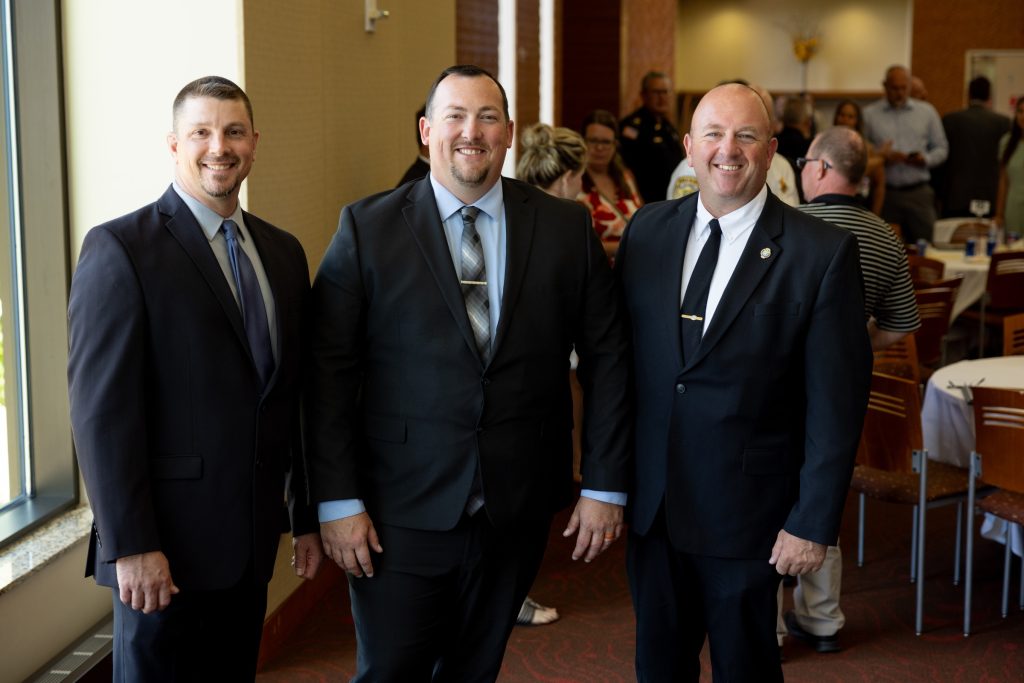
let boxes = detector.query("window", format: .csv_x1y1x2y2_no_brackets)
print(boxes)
0,0,74,546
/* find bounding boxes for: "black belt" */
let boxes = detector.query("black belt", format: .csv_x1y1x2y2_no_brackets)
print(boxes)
887,181,929,191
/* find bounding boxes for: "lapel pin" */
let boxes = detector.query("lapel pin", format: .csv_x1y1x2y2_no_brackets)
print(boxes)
760,247,772,260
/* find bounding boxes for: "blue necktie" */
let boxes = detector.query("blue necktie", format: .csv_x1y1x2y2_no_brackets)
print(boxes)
222,219,275,387
680,219,723,364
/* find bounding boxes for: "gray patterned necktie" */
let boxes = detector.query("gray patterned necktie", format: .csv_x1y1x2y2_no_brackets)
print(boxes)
459,206,490,363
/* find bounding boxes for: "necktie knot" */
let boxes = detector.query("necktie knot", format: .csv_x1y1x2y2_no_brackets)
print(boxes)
460,206,480,225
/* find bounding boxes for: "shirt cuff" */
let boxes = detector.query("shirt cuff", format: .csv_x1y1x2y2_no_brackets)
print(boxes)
318,499,366,523
581,489,627,506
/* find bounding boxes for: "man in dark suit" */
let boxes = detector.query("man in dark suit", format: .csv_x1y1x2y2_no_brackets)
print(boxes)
617,83,872,682
68,76,322,682
305,65,631,682
939,76,1011,217
397,105,430,187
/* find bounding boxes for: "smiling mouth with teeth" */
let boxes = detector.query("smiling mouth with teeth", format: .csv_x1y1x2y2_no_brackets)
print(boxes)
716,164,741,171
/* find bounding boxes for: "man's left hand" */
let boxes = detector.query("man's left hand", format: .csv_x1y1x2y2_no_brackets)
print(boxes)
562,497,624,562
292,532,325,580
769,529,826,575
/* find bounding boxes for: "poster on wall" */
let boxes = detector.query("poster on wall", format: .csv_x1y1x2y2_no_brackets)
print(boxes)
968,50,1024,118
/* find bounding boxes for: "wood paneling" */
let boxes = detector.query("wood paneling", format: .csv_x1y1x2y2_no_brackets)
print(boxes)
457,0,500,76
911,0,1024,115
560,0,620,132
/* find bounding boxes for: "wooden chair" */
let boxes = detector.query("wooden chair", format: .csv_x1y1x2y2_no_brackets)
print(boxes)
960,252,1024,356
914,287,957,370
907,255,945,287
1004,313,1024,356
949,221,990,244
851,372,970,635
963,387,1024,636
873,333,920,385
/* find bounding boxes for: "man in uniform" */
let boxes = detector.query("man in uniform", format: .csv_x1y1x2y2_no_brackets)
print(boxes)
620,71,684,204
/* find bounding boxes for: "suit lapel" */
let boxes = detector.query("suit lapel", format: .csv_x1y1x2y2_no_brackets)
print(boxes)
491,179,535,360
402,179,483,364
159,188,250,358
665,198,697,370
686,193,785,368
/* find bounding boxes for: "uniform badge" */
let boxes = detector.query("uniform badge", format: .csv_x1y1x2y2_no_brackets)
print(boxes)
622,126,639,140
653,136,663,144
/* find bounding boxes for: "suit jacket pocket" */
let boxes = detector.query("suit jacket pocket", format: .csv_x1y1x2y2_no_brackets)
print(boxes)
363,414,407,444
742,449,794,476
152,455,203,479
753,302,801,317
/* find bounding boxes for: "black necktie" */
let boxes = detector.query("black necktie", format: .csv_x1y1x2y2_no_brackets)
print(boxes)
680,219,723,364
222,220,275,387
459,206,491,363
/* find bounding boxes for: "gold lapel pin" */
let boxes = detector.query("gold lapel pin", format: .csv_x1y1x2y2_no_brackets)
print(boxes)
760,247,772,260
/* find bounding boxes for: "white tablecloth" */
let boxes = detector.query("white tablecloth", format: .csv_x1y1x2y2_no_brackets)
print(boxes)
922,356,1024,556
924,249,989,319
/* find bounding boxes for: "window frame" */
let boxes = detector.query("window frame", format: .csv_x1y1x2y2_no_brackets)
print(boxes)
0,0,76,547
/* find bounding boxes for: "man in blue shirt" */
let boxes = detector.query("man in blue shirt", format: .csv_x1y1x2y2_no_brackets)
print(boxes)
863,65,948,243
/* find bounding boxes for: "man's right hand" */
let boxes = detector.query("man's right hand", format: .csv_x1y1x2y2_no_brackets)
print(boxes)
320,512,383,578
115,551,179,614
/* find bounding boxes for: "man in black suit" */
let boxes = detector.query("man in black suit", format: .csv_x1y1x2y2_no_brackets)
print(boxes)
617,83,872,682
305,65,631,682
939,76,1011,217
68,76,322,682
397,105,431,187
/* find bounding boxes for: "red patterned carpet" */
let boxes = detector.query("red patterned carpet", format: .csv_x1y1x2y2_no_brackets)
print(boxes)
258,495,1024,682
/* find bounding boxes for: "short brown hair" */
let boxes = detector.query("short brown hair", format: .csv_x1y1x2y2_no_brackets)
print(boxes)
173,76,253,130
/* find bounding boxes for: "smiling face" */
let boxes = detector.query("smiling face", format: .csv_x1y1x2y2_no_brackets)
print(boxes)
167,95,258,217
683,84,776,217
420,74,513,203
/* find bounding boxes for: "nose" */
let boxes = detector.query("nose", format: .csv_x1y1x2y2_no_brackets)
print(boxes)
461,117,482,140
207,130,227,154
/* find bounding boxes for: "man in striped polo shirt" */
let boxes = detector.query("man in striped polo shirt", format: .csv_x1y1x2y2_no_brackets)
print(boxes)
779,125,921,654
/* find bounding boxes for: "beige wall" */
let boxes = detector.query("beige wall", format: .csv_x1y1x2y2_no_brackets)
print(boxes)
244,0,456,270
675,0,913,93
2,1,454,680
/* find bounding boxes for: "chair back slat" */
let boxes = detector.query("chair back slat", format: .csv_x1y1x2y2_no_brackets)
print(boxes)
873,334,920,384
950,221,989,244
1004,313,1024,356
914,288,955,367
858,372,923,473
907,255,945,286
972,387,1024,494
986,253,1024,310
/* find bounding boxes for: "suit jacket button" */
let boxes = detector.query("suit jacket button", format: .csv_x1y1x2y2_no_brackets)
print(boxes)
481,377,491,385
675,383,686,394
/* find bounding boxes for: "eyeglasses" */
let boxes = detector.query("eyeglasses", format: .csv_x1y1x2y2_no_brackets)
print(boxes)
585,138,615,148
795,157,832,170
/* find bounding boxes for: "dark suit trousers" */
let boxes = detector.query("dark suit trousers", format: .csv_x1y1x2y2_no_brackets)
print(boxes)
111,579,267,682
627,508,783,683
348,512,552,683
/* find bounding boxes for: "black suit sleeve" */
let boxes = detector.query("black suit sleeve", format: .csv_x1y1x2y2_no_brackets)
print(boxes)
785,231,872,545
574,211,633,492
304,204,367,503
68,227,160,563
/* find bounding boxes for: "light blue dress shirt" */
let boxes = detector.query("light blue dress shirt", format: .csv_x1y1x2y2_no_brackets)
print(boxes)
319,176,625,523
862,98,949,188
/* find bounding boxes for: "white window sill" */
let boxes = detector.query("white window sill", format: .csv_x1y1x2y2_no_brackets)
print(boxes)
0,505,92,596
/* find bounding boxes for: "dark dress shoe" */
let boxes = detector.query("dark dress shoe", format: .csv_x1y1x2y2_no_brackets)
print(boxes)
784,610,841,653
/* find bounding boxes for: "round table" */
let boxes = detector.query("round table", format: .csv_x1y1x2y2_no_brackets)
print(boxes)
922,356,1024,556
